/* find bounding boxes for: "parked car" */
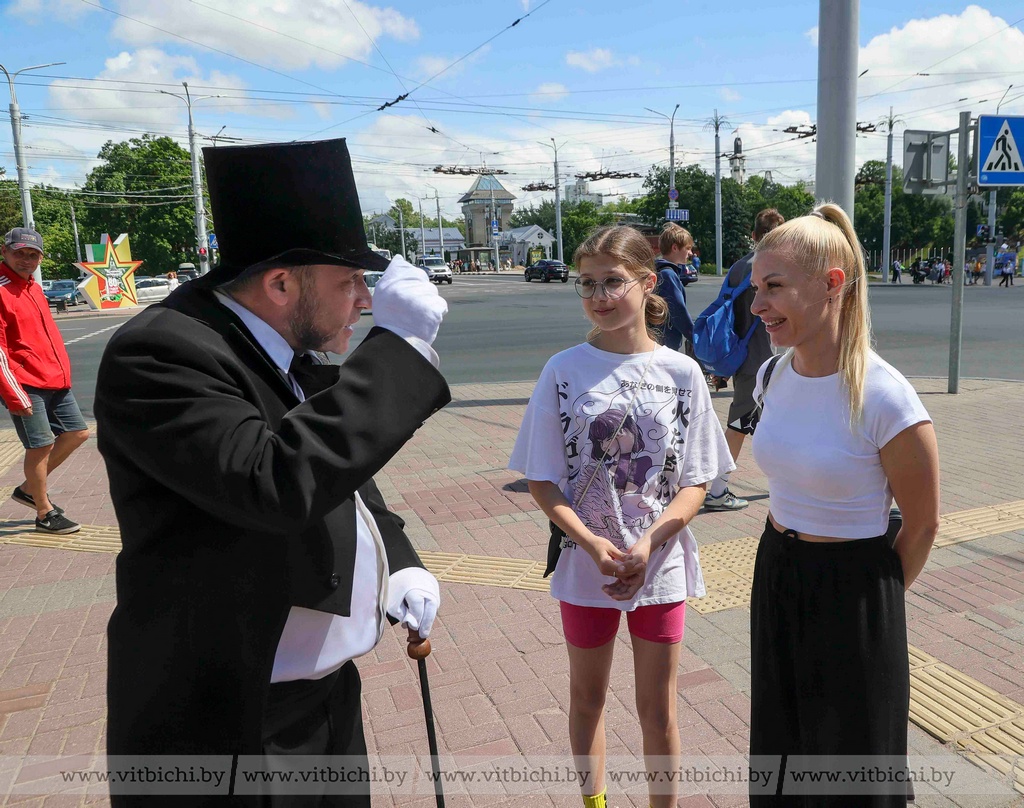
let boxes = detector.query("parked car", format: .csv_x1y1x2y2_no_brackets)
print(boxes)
176,269,199,282
44,279,83,307
418,256,452,284
680,263,699,285
361,270,383,314
135,277,173,303
40,279,54,292
524,259,568,283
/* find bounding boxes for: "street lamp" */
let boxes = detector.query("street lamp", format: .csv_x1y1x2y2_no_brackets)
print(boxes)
159,82,221,275
540,139,564,262
0,61,66,283
426,184,445,264
645,104,680,214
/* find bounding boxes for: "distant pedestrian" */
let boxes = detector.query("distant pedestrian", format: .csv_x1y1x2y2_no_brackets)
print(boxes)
166,270,179,291
1,228,89,535
972,258,983,285
747,203,939,806
999,262,1012,287
890,259,902,284
653,224,695,351
704,208,785,513
511,224,733,808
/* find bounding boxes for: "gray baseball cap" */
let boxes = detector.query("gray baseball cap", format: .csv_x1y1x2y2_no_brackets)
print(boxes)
4,227,44,253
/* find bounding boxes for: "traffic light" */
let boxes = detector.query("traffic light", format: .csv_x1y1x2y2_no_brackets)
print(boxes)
199,247,208,257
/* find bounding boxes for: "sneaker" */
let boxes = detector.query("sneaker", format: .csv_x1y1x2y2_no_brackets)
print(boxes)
704,489,749,511
11,486,64,515
35,509,80,535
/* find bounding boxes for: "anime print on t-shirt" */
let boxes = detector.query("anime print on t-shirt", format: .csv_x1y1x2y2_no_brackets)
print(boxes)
559,381,691,551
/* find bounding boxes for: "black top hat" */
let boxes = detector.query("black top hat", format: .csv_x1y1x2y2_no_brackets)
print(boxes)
202,138,388,284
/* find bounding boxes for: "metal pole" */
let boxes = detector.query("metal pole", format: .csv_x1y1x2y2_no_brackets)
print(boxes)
669,106,678,208
552,139,564,263
815,0,859,220
489,175,498,270
69,199,82,263
435,190,445,264
183,84,211,275
883,108,894,281
418,198,426,261
948,111,971,395
398,206,406,260
985,191,997,286
714,110,723,275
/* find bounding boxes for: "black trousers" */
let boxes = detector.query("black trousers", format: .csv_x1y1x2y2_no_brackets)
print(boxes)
749,520,910,807
259,662,369,808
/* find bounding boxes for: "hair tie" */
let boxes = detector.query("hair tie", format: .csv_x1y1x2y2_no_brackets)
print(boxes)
810,210,826,220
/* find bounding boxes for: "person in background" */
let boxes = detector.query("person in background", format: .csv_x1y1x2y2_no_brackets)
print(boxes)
1,227,89,536
704,209,785,513
653,224,695,352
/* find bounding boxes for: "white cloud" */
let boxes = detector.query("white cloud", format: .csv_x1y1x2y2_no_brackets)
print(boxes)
805,26,819,47
415,45,491,82
565,48,620,73
48,48,252,129
7,0,91,21
521,0,530,9
20,0,419,72
720,88,742,103
530,83,569,103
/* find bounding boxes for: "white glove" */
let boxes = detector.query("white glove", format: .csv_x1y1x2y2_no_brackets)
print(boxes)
387,567,440,639
372,255,448,346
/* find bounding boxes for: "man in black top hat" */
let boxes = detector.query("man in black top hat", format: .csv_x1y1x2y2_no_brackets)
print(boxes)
95,139,451,807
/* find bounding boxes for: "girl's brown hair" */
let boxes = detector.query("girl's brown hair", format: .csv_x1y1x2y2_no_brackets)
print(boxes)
754,202,872,423
573,225,668,343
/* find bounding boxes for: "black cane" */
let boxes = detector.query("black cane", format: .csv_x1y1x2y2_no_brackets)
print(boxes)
407,629,445,808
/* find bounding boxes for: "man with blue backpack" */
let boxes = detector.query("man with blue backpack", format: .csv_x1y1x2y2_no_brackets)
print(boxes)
693,208,785,511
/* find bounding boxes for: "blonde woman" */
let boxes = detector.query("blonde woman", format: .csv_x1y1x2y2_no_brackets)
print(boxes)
747,204,939,806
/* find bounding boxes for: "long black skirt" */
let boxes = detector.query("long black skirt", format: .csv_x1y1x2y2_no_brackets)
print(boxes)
749,519,910,806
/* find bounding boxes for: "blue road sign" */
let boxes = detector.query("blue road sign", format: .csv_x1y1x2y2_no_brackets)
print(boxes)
665,208,689,222
668,188,679,201
208,233,218,250
977,115,1024,187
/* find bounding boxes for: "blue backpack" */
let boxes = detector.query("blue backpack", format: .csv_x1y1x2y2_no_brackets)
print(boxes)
691,272,759,377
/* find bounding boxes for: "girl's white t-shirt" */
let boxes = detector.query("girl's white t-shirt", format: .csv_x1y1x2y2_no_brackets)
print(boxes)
509,343,735,610
751,351,931,539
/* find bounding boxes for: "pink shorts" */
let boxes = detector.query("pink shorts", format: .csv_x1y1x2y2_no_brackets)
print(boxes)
559,601,686,649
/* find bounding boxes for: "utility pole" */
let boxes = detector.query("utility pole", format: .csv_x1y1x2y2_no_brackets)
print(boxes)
434,189,445,264
882,107,901,281
0,61,65,284
551,139,564,263
489,172,499,270
69,198,83,263
704,110,728,275
398,206,406,260
985,85,1014,286
948,111,972,395
646,104,680,213
418,198,427,261
160,82,220,275
815,0,859,220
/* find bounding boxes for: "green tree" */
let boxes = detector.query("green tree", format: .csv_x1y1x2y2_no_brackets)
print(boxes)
0,180,81,278
80,135,200,274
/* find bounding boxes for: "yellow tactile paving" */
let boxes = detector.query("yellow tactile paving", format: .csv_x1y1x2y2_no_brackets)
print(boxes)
958,718,1024,795
909,662,1022,740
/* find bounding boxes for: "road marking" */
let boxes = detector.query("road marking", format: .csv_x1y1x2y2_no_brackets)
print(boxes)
64,323,123,346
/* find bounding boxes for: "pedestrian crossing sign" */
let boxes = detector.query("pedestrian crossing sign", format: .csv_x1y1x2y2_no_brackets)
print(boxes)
977,115,1024,187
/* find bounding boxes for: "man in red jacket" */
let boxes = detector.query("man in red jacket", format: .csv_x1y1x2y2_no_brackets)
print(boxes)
0,227,88,534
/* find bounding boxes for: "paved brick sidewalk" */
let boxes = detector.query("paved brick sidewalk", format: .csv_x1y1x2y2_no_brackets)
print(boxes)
1,376,1023,806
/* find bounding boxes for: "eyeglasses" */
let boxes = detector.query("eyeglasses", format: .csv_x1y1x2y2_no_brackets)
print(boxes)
574,276,640,299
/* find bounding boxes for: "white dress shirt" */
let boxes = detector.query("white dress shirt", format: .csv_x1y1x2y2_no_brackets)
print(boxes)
215,291,438,682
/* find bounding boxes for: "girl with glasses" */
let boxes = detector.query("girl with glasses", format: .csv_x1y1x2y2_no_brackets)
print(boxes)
510,225,734,808
747,204,939,805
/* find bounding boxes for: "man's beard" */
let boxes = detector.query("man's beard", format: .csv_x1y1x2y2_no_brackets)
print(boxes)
288,272,333,352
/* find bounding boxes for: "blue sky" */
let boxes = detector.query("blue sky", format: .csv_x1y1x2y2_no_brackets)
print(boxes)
2,1,1023,218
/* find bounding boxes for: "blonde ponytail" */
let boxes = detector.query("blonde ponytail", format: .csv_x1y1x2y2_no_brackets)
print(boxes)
755,202,873,424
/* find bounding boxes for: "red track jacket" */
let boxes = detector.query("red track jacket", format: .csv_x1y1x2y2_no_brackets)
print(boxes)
0,262,72,410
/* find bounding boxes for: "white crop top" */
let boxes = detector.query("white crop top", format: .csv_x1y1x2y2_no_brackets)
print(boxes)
751,352,931,539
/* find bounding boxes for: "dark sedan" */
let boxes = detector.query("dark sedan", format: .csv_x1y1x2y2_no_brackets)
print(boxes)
44,279,84,307
524,259,569,283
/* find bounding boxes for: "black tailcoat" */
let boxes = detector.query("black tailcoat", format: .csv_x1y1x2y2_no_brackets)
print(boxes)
94,275,450,791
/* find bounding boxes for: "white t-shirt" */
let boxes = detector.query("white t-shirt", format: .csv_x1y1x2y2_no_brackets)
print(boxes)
509,343,735,610
751,351,931,539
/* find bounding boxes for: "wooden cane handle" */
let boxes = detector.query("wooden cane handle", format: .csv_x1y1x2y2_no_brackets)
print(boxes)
407,627,431,659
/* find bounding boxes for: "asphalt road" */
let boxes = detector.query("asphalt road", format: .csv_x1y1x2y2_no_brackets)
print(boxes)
57,273,1022,418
